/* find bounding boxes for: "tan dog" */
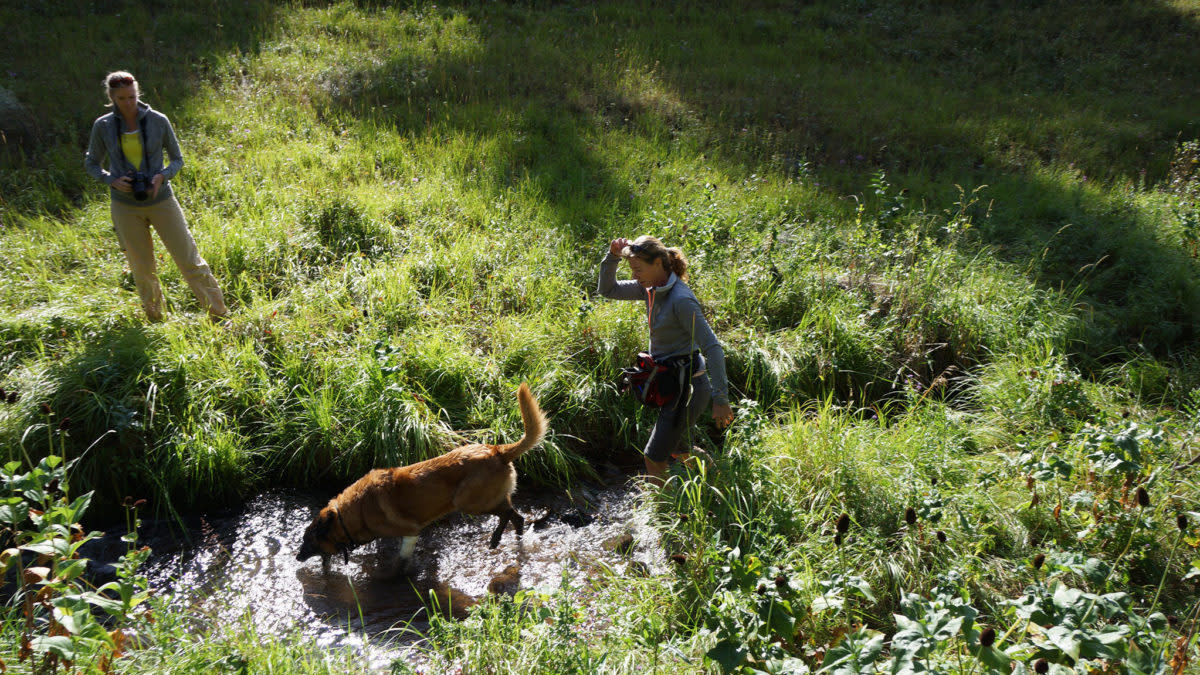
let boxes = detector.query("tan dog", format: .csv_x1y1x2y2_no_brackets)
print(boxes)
296,383,547,573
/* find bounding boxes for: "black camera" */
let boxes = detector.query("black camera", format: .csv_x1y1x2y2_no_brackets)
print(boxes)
128,171,151,201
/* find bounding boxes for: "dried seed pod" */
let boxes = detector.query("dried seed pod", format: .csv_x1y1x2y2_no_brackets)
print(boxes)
836,513,850,534
1033,553,1046,570
1030,491,1040,507
834,532,844,546
57,417,71,431
904,507,917,525
774,575,788,589
936,530,947,543
756,584,767,595
1053,502,1062,521
1178,513,1189,532
1026,475,1035,490
1034,658,1049,674
670,554,687,565
979,627,996,648
1137,487,1150,508
39,402,51,415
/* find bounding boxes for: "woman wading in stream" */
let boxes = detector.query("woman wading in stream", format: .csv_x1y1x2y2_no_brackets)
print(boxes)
598,235,734,483
85,71,229,324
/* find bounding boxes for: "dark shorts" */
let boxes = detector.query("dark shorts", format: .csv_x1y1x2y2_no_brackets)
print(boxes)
643,372,712,462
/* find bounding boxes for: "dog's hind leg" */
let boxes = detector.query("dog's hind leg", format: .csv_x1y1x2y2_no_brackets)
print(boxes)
489,509,511,549
488,506,526,549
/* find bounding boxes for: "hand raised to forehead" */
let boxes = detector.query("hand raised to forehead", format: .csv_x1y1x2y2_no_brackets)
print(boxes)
609,238,631,257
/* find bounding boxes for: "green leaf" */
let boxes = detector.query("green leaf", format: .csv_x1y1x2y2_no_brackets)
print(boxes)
707,639,749,672
818,628,884,675
30,635,77,660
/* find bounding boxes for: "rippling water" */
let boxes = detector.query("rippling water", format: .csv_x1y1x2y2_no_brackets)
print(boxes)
124,474,664,668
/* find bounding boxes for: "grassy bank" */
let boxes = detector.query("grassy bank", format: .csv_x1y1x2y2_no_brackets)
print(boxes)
2,0,1200,672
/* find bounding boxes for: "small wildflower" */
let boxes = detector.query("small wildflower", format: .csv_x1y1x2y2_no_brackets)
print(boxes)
836,513,850,534
1033,553,1046,570
936,530,946,543
1136,487,1150,508
904,507,917,525
979,627,995,647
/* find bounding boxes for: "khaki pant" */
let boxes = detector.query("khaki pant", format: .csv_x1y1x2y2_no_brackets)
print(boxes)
111,197,228,321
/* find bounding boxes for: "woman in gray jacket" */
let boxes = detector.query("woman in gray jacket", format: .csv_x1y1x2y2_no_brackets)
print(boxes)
85,71,228,323
599,235,734,483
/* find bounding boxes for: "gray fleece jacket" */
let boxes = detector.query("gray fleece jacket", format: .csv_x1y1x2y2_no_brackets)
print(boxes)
84,101,183,206
598,252,730,406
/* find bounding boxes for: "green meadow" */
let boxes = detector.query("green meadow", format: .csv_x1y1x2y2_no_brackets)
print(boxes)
2,0,1199,672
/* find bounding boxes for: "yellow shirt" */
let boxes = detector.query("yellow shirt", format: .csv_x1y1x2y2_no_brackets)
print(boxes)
120,130,143,170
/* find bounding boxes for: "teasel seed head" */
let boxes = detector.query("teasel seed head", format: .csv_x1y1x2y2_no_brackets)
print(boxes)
1033,553,1046,570
979,626,996,648
1136,486,1150,508
936,530,946,543
1034,658,1049,674
1178,513,1189,532
836,513,850,534
904,507,917,525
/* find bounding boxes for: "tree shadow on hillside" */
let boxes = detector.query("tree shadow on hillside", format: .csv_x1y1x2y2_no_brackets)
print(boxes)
306,0,1200,354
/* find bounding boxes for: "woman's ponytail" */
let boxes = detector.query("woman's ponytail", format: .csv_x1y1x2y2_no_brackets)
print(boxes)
666,247,689,281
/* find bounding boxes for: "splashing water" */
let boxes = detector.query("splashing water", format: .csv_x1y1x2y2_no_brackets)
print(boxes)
130,476,666,668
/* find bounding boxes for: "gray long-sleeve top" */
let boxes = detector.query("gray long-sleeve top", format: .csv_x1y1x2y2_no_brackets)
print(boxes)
85,101,183,206
598,252,730,406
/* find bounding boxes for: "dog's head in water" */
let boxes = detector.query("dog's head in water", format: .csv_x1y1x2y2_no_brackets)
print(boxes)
296,506,348,573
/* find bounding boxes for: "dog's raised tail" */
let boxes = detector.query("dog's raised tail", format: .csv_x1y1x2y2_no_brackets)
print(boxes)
494,382,547,463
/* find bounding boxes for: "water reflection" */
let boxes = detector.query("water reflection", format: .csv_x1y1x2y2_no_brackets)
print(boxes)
133,475,664,666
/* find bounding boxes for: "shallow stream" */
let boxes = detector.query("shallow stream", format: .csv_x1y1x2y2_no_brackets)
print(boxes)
104,466,666,669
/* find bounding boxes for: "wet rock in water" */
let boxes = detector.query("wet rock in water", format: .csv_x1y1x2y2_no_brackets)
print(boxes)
530,509,555,531
487,563,522,596
431,582,477,619
561,510,595,528
602,532,635,555
626,560,650,577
